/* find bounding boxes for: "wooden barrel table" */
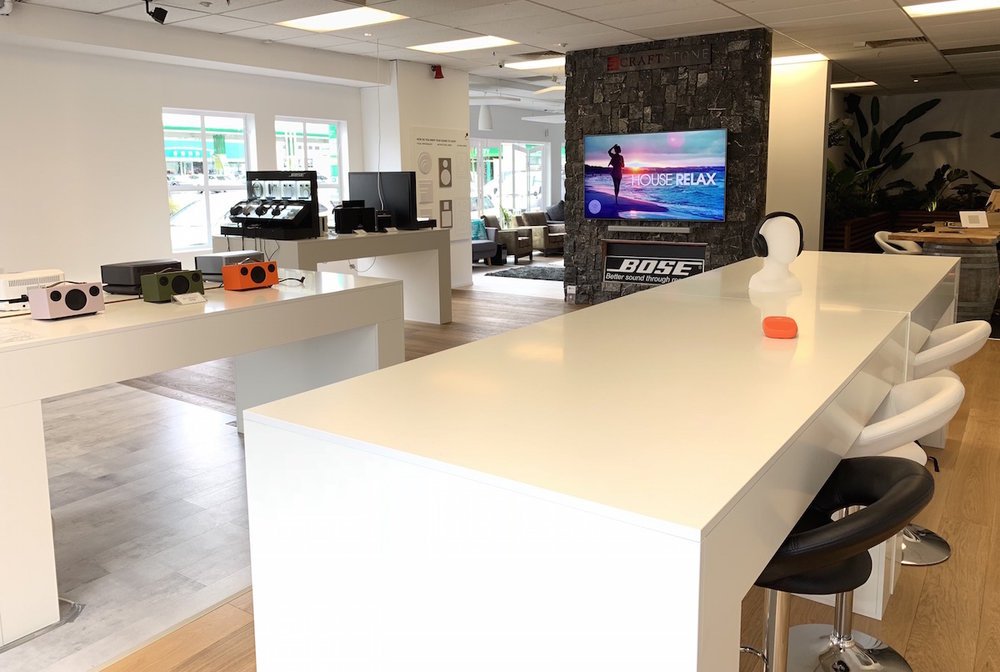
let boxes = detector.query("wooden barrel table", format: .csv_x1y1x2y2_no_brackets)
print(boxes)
923,242,999,321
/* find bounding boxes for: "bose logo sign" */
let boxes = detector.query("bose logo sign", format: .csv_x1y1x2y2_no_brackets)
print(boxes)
612,258,702,277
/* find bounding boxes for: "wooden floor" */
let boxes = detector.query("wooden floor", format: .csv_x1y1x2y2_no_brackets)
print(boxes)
106,288,1000,672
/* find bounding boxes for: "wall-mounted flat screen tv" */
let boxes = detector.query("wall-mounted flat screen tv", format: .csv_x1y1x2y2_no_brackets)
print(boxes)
583,129,727,221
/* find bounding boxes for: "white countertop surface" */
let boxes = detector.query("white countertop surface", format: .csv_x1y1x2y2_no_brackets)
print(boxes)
246,288,906,541
0,271,396,352
664,250,957,313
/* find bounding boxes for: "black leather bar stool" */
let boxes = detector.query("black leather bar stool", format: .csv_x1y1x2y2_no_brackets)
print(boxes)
747,457,934,672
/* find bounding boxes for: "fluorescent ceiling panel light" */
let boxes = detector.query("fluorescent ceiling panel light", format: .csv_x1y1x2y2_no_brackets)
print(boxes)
409,35,517,54
771,53,828,65
534,85,566,95
904,0,1000,18
830,81,878,89
505,56,566,70
279,7,406,32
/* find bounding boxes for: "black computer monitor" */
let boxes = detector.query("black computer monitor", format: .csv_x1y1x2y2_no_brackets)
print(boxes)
347,171,418,229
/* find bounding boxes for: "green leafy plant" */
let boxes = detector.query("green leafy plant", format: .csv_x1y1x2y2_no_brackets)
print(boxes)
499,204,512,227
842,93,962,201
923,164,968,211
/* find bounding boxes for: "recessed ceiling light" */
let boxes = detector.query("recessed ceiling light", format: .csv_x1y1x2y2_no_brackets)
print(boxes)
534,84,566,95
279,7,407,33
903,0,1000,18
771,53,828,65
505,56,566,70
408,36,517,54
830,81,878,89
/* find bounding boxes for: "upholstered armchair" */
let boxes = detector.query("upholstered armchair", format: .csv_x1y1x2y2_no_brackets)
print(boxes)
483,215,533,264
515,211,565,255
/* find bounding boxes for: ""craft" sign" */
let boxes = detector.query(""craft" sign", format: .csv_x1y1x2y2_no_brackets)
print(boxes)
606,46,711,73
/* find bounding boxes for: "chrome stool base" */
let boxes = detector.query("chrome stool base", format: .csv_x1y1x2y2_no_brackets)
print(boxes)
901,524,951,566
788,624,912,672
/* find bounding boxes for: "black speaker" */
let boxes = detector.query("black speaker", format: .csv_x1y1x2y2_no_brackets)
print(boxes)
334,206,375,234
140,270,205,303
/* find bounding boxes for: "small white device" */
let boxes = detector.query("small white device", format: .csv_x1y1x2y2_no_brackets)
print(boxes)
0,0,13,17
0,269,66,310
959,211,989,229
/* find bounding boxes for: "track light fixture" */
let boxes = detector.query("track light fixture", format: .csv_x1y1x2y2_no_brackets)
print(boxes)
145,0,168,24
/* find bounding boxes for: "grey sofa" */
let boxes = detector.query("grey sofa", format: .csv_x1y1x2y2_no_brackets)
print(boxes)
516,211,565,256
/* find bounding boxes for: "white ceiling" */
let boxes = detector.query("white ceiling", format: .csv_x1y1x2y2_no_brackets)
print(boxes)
19,0,1000,115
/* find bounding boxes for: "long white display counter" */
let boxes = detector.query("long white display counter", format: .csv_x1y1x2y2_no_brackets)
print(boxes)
0,272,404,647
214,227,452,324
242,252,956,671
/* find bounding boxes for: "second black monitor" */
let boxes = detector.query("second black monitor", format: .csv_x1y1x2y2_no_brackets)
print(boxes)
347,171,418,230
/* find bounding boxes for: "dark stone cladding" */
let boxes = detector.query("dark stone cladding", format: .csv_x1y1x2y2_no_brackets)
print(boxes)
564,28,772,304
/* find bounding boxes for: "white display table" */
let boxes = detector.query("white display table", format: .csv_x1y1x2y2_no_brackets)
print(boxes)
214,228,452,324
663,251,958,355
242,252,955,671
0,272,403,647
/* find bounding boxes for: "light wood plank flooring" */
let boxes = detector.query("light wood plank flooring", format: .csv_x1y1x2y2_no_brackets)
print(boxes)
95,287,1000,671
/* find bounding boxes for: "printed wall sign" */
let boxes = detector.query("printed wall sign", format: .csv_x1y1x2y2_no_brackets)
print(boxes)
606,45,711,73
602,239,707,285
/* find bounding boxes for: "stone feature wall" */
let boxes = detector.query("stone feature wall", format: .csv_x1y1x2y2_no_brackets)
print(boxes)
564,29,772,304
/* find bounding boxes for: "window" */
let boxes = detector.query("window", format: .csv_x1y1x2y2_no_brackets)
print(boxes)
275,117,345,209
163,110,253,251
469,140,547,220
560,143,566,199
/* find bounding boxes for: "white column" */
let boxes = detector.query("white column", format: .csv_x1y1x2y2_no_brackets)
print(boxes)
767,61,831,251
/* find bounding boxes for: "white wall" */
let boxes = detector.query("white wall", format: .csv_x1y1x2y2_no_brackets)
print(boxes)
0,43,365,280
470,105,566,208
852,89,1000,189
766,61,830,251
362,61,473,287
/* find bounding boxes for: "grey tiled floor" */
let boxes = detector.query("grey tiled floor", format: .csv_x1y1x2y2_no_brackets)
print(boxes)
0,384,251,672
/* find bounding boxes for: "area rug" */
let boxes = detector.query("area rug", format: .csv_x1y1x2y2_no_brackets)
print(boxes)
485,265,565,281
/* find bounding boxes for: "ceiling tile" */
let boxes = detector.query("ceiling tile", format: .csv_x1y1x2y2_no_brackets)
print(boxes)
368,0,512,19
222,0,361,23
102,3,207,22
329,20,477,45
574,0,713,22
419,1,568,29
633,17,761,40
170,14,264,33
527,0,606,10
162,0,275,13
279,33,363,48
22,0,140,12
765,8,914,33
606,5,746,31
226,24,314,40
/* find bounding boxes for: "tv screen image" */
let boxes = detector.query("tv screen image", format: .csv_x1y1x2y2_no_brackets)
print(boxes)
583,129,727,221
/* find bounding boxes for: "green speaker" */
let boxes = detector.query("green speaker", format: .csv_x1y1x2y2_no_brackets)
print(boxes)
141,270,205,303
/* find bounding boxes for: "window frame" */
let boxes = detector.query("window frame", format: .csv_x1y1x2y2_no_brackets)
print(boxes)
163,108,256,253
274,115,348,207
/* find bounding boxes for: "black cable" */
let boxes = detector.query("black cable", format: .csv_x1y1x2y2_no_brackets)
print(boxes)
278,276,305,284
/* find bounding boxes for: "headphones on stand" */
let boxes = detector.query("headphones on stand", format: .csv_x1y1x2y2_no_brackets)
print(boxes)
752,211,804,258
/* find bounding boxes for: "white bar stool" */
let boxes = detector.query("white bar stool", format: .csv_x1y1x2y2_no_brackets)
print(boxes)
875,231,922,255
847,376,964,569
911,320,991,380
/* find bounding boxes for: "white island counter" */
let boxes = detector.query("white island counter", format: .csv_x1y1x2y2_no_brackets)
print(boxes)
0,271,403,648
243,251,957,671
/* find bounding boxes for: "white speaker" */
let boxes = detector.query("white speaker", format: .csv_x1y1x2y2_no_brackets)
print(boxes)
0,1,13,16
27,283,105,320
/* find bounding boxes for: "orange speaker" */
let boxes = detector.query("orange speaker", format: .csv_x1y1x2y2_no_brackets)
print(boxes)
222,261,279,291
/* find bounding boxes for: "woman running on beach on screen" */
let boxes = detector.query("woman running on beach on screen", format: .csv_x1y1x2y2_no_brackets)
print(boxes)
608,144,625,204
